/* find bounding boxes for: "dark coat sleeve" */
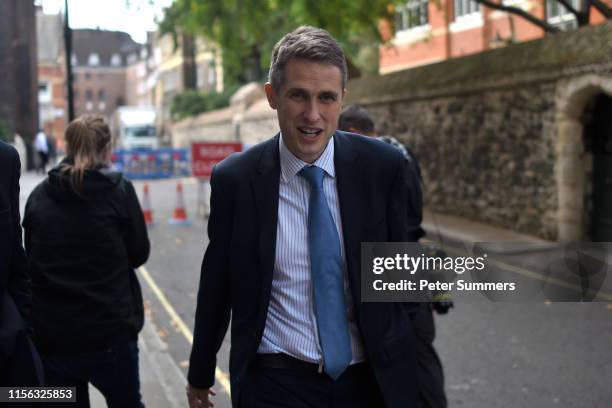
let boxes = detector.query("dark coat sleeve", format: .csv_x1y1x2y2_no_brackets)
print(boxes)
122,180,150,268
7,148,31,322
188,166,233,389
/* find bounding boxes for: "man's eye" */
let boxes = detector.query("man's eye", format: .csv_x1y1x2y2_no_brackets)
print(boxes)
289,92,306,100
320,94,336,103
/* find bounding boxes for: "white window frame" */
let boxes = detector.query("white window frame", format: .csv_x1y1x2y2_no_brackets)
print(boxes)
396,0,429,32
38,82,51,104
88,53,100,66
546,0,579,29
450,0,483,32
393,0,431,44
110,53,122,67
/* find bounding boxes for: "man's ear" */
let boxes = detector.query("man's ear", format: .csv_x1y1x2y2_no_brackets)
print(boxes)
264,83,278,110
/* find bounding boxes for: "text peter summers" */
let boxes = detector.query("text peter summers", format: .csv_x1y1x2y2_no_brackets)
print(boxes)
372,279,516,292
370,253,516,292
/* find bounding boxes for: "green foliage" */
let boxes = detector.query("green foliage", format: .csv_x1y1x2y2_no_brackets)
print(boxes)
0,119,12,143
158,0,404,87
170,86,241,120
171,90,207,120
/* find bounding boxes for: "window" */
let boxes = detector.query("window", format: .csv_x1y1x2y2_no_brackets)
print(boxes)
88,53,100,66
396,0,429,31
98,89,106,102
163,69,181,93
110,53,122,67
208,60,216,87
127,53,138,65
197,60,216,89
455,0,481,19
84,72,91,81
546,0,579,30
85,89,93,102
38,82,51,103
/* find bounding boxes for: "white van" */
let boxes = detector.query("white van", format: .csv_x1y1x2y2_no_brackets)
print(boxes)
111,106,158,150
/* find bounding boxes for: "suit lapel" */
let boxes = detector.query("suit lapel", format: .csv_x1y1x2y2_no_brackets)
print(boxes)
334,132,367,304
251,134,281,326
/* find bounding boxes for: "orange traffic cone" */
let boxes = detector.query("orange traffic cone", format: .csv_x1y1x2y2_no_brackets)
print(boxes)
168,181,191,225
142,183,154,226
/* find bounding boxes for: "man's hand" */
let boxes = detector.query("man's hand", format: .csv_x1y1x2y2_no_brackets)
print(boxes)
186,384,216,408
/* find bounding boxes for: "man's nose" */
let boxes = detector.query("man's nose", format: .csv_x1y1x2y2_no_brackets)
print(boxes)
303,101,321,123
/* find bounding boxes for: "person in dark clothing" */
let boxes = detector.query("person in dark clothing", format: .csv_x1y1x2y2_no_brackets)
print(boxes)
339,104,450,408
23,115,150,407
0,140,44,388
46,133,57,166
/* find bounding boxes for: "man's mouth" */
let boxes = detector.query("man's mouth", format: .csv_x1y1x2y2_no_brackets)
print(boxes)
298,126,323,137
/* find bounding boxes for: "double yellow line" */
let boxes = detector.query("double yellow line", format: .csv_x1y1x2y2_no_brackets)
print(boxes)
137,266,232,395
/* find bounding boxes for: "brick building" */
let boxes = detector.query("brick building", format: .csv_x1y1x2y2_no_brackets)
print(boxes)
380,0,611,74
36,8,67,142
125,33,156,108
72,29,140,122
154,33,223,143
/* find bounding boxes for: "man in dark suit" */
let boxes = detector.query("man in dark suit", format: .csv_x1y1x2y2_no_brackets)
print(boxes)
187,26,423,408
0,140,43,386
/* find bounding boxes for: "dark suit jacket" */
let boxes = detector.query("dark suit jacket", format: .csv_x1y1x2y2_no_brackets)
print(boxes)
188,131,423,407
0,141,42,385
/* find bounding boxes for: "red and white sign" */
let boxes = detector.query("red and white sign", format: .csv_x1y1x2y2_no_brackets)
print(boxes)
191,142,242,179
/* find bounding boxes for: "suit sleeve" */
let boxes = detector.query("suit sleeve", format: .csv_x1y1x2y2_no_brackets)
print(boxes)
7,149,31,322
388,152,424,242
123,180,150,268
188,167,233,389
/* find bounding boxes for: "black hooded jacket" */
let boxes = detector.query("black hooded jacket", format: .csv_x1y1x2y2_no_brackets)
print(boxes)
23,162,149,354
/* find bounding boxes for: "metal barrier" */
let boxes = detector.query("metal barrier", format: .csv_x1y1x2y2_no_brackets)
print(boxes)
111,148,191,179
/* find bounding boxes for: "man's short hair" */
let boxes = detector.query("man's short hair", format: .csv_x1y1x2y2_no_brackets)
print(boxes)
339,104,375,135
268,26,347,92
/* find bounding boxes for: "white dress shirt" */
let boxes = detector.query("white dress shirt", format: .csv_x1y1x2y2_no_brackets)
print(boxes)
257,134,365,366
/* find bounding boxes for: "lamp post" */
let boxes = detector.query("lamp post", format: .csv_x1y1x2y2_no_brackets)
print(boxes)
64,0,74,121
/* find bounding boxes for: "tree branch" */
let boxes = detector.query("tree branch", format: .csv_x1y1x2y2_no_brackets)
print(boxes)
473,0,561,33
591,0,612,18
557,0,591,25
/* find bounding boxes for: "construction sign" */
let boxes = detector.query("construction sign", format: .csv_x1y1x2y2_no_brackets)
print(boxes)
191,142,242,179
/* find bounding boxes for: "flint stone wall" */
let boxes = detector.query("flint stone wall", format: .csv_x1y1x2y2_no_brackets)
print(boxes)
346,23,612,240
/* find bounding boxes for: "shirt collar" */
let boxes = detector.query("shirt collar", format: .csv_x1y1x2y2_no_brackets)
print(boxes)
278,133,336,182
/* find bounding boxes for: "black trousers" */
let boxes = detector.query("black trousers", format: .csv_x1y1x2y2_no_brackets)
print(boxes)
412,303,447,408
239,360,385,408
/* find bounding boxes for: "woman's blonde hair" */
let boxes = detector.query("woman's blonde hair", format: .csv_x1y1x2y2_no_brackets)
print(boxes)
61,115,112,192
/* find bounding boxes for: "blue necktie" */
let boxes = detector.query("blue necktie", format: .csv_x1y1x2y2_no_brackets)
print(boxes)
300,165,352,380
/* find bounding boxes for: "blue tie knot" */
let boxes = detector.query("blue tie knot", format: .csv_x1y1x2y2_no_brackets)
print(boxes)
300,165,324,189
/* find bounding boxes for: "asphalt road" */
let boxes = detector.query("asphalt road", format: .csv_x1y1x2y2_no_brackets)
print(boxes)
19,173,612,408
